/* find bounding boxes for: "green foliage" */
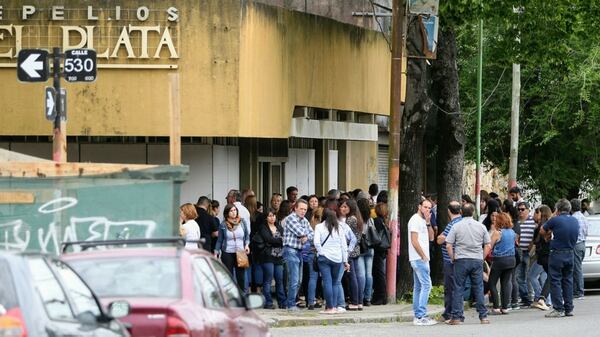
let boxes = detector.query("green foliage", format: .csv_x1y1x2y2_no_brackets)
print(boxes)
455,0,600,202
401,285,445,305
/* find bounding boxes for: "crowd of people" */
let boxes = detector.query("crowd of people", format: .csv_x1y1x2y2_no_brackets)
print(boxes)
178,184,592,323
413,186,591,325
179,184,392,313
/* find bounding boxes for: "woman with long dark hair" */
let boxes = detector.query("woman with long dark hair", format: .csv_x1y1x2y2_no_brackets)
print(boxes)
531,205,553,310
255,208,285,309
340,199,364,310
357,198,374,307
315,208,349,314
215,204,250,288
371,203,390,305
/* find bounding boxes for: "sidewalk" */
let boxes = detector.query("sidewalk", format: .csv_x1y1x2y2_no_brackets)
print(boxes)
256,304,444,328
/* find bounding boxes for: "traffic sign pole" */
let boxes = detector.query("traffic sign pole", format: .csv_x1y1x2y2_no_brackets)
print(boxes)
51,47,67,163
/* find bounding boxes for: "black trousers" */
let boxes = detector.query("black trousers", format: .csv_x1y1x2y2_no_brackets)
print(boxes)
221,252,246,289
489,256,516,309
371,250,387,305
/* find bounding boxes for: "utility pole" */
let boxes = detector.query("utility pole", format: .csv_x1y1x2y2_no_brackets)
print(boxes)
475,19,483,216
387,0,407,303
508,64,520,189
52,47,67,162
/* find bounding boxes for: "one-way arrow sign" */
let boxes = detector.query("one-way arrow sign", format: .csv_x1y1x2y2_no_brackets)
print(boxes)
17,49,49,82
45,87,57,121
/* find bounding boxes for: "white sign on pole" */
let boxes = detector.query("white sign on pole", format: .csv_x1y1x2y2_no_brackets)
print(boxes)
409,0,439,16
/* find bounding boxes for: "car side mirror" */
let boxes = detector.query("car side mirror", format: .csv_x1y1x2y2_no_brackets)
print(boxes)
107,300,130,318
244,293,264,310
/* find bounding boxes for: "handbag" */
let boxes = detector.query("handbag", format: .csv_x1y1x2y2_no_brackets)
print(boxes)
232,227,250,269
313,231,331,272
364,218,382,248
236,250,250,268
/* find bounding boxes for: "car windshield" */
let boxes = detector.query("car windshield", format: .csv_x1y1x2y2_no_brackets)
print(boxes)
588,218,600,237
68,257,180,298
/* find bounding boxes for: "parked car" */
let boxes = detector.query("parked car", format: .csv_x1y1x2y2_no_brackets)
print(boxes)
61,238,270,337
583,215,600,281
0,252,130,337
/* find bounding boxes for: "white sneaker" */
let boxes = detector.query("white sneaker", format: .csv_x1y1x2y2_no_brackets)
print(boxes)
336,306,347,313
414,317,437,326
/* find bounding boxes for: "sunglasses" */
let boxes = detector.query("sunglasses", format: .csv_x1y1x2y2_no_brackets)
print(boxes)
518,208,527,212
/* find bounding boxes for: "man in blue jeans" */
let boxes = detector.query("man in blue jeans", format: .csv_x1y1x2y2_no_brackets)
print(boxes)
541,199,579,317
408,199,436,326
446,203,491,325
436,200,462,322
282,199,313,311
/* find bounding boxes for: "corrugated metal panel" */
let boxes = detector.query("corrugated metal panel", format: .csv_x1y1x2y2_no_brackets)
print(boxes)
378,145,388,190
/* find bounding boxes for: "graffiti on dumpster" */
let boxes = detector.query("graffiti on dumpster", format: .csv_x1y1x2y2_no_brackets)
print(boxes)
0,197,157,255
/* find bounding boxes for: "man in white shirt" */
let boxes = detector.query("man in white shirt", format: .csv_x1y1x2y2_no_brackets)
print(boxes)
408,199,436,326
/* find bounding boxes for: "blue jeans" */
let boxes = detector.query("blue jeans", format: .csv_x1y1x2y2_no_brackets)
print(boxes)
548,250,574,312
305,252,319,305
358,249,374,301
451,259,488,320
528,260,547,300
336,262,346,307
410,259,432,319
283,247,303,309
318,256,342,309
260,262,285,307
442,261,455,319
573,241,585,297
349,257,365,305
516,250,532,304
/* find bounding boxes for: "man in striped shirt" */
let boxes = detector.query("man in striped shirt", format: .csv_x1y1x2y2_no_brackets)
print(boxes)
436,200,462,322
516,201,536,307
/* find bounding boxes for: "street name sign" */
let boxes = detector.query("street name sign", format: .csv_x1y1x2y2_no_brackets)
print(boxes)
17,49,49,82
45,87,57,120
64,49,97,82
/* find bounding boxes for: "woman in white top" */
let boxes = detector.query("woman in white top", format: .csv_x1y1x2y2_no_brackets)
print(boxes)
179,203,201,250
314,208,349,314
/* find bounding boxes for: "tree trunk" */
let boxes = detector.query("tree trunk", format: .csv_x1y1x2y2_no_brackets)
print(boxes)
397,18,433,299
430,27,465,284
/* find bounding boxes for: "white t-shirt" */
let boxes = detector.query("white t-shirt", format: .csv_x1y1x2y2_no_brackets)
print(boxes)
408,213,429,261
182,219,201,249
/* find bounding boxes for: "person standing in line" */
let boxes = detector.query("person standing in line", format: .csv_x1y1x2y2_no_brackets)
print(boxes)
436,200,462,322
256,208,285,309
286,186,299,204
357,198,375,307
341,199,364,311
195,196,217,251
270,193,283,213
446,203,491,325
209,200,221,253
371,202,390,305
214,204,250,288
540,199,579,317
315,208,349,314
570,199,589,299
581,199,591,216
488,212,517,314
408,199,437,326
179,203,200,250
226,189,251,234
515,201,536,308
336,200,357,313
282,199,313,311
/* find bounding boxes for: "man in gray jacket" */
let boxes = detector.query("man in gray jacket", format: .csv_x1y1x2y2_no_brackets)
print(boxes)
446,203,491,325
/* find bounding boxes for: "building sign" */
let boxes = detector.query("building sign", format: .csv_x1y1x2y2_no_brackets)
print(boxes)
408,0,439,16
0,4,180,69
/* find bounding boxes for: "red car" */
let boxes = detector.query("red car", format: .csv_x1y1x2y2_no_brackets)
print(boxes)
61,239,270,337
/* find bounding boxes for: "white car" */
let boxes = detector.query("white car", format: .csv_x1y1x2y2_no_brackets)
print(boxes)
583,215,600,281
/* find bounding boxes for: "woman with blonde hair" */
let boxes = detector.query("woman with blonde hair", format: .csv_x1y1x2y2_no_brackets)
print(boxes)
179,203,200,250
488,212,517,314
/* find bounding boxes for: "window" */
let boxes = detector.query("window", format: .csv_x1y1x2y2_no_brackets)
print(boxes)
192,258,224,309
27,258,74,321
210,260,244,308
68,257,180,298
51,259,101,318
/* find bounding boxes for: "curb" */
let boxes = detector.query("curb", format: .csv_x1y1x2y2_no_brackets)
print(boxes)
264,308,444,328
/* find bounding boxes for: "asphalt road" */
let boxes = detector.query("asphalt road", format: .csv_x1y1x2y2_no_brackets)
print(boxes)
271,292,600,337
